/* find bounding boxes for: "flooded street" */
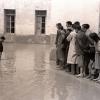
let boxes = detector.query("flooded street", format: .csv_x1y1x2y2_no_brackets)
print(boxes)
0,43,100,100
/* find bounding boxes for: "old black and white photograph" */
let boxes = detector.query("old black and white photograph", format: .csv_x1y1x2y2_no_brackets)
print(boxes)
0,0,100,100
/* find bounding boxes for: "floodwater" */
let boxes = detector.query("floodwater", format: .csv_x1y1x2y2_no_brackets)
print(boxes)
0,43,100,100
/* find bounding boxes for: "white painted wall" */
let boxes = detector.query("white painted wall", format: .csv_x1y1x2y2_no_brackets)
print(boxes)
0,0,51,35
0,0,99,36
50,0,100,34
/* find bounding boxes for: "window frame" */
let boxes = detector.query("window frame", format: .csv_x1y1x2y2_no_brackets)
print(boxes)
4,9,16,33
35,10,47,34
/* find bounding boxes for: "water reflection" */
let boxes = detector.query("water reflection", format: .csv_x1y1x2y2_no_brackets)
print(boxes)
0,44,16,78
50,72,68,100
0,44,16,100
0,44,100,100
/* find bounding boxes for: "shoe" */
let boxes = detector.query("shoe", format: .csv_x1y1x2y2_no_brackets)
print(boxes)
76,74,84,78
89,76,95,80
93,77,100,81
96,79,100,83
86,75,92,79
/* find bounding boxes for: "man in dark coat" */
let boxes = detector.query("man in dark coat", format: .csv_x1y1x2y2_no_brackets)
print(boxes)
55,23,62,65
63,29,72,69
75,26,90,77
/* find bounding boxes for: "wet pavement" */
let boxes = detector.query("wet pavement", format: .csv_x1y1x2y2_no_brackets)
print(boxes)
0,43,100,100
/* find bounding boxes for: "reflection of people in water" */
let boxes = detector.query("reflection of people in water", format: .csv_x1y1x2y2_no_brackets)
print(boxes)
51,73,68,100
0,60,16,100
0,44,16,78
0,58,15,77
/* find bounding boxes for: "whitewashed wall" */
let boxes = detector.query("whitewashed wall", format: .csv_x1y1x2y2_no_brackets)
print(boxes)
0,0,51,35
50,0,100,34
0,0,99,36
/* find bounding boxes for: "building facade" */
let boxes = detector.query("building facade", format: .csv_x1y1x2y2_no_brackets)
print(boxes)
0,0,99,43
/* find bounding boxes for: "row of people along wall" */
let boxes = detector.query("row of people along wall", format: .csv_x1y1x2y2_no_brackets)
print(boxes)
55,21,100,82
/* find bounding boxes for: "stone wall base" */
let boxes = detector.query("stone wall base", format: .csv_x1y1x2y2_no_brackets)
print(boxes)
3,34,57,45
15,35,50,44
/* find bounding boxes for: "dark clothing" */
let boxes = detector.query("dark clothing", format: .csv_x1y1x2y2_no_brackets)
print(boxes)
55,30,61,65
89,46,95,61
62,29,70,49
55,29,66,66
75,30,90,67
75,30,90,55
55,30,60,46
0,42,3,52
62,29,71,65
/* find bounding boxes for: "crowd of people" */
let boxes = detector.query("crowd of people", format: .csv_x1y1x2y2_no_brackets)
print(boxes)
55,21,100,83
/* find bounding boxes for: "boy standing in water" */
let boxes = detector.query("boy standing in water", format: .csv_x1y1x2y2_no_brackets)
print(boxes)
0,36,5,60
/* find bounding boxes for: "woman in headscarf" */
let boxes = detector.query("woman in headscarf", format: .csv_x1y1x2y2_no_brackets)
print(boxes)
55,23,66,69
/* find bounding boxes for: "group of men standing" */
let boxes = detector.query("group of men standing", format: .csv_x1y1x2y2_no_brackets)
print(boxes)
55,21,100,82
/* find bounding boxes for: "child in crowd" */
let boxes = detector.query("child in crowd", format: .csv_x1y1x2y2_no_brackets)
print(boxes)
0,36,5,60
87,50,95,79
75,25,90,77
89,33,100,82
55,23,66,69
66,21,73,31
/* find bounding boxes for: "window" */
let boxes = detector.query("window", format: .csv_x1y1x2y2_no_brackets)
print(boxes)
4,9,16,33
41,16,46,33
35,10,47,34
